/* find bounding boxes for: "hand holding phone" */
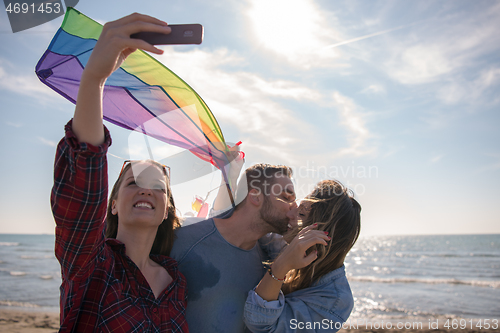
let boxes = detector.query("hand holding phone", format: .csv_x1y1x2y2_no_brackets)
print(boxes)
131,24,203,45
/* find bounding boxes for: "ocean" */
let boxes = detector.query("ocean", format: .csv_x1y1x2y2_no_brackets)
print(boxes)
345,234,500,323
0,234,60,311
1,233,499,322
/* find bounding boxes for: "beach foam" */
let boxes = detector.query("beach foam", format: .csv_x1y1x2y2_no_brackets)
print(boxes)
0,300,40,308
0,242,19,246
348,276,500,289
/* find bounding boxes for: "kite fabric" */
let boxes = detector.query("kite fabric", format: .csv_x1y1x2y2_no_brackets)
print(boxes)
36,8,237,204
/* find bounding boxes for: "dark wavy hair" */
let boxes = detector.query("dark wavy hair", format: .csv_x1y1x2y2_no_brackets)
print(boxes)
105,160,181,256
282,179,361,295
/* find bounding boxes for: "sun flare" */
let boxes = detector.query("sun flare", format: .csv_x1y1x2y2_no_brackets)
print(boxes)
247,0,339,67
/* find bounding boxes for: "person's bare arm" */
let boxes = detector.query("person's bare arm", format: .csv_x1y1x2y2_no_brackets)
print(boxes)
72,13,171,145
212,145,244,211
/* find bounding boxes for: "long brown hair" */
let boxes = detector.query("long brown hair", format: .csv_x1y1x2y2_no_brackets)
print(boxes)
105,160,181,256
282,179,361,294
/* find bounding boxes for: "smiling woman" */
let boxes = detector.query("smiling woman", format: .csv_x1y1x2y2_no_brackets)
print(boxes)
247,0,340,67
105,160,180,256
49,11,189,333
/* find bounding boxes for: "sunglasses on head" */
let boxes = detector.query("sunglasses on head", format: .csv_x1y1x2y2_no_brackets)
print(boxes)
119,160,171,185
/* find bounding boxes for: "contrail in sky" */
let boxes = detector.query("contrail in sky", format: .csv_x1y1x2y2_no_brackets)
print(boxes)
324,23,416,49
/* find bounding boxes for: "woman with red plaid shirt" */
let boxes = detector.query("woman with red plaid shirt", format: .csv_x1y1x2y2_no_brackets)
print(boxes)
51,13,189,332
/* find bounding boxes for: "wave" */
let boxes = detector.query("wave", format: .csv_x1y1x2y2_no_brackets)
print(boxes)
349,276,500,288
0,300,40,308
0,242,19,246
3,270,59,279
20,255,38,259
390,252,500,259
20,255,55,259
423,253,500,258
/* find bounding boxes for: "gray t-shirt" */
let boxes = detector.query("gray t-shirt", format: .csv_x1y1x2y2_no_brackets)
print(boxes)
170,218,268,333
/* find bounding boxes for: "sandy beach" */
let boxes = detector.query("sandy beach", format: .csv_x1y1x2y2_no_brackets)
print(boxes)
0,308,59,333
0,308,497,333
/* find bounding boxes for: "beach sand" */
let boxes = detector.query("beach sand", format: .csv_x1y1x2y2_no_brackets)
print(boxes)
0,308,496,332
0,308,59,333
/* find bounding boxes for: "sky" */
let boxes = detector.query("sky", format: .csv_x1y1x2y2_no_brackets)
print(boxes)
0,0,499,236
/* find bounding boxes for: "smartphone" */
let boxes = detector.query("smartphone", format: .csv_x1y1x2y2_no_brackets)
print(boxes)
131,24,203,45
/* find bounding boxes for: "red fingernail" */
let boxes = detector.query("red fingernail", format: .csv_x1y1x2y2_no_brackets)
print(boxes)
327,236,331,240
324,231,328,235
313,223,318,227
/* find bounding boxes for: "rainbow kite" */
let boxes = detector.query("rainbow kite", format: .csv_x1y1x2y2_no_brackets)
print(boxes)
36,8,236,204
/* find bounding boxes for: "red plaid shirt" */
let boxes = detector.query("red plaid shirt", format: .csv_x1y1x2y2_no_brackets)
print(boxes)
51,120,189,333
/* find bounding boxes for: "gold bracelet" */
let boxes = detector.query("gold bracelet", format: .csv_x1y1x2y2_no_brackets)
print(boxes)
268,267,285,282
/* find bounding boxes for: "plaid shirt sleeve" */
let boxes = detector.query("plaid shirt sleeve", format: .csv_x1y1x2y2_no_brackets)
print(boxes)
51,119,112,282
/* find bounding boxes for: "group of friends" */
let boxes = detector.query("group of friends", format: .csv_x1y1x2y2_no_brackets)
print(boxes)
50,12,361,333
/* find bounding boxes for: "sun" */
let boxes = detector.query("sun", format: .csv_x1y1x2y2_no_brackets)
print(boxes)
247,0,339,67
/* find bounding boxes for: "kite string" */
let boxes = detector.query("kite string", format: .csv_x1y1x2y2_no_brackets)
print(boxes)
140,124,154,160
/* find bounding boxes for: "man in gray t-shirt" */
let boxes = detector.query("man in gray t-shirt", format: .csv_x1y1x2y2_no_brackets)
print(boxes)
170,163,297,333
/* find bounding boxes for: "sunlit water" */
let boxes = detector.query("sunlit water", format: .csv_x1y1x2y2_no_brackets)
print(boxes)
1,233,499,321
345,234,500,321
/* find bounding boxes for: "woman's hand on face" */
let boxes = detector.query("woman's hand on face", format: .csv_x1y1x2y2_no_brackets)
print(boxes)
271,224,330,279
83,13,171,84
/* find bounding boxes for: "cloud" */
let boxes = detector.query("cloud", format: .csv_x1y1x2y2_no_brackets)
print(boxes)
386,44,454,85
476,162,500,174
6,121,23,128
152,47,377,164
380,2,500,101
475,153,500,174
430,154,443,164
37,136,57,147
0,61,63,104
360,84,386,95
382,145,404,158
332,92,375,157
438,67,500,106
153,48,320,158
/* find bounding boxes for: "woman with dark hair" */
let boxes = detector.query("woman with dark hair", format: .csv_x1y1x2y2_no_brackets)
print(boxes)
105,160,181,256
51,13,189,332
244,179,361,333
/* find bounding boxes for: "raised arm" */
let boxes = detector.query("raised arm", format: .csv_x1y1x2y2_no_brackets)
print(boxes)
53,13,172,280
72,13,171,146
212,145,245,212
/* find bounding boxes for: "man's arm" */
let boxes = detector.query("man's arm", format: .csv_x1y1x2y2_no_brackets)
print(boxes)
212,145,244,211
